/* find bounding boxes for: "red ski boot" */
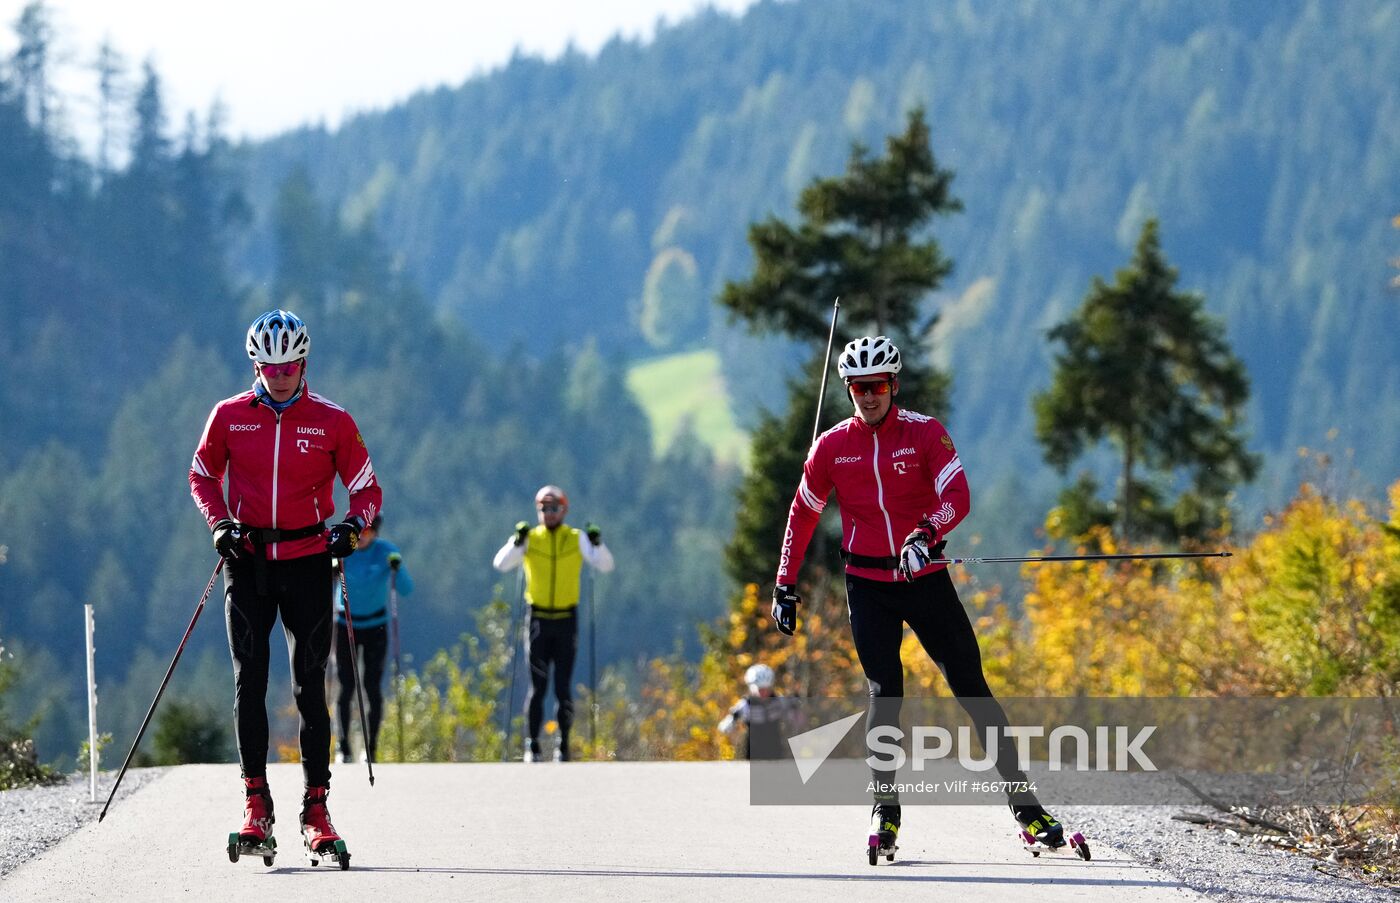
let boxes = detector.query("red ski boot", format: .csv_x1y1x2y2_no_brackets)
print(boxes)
301,785,351,869
227,776,277,866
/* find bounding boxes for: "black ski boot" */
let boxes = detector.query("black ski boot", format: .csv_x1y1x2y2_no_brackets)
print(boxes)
866,802,900,865
1013,803,1090,860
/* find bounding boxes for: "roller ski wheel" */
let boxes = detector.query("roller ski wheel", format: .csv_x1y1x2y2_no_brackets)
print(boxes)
305,838,351,870
227,832,277,866
867,833,897,865
865,803,900,866
1017,828,1091,861
1013,804,1090,861
1019,823,1092,856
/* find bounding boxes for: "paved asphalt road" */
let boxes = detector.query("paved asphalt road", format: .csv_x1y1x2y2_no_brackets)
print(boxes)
2,762,1201,901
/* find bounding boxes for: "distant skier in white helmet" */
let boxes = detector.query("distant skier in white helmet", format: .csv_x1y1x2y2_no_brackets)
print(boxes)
718,663,790,760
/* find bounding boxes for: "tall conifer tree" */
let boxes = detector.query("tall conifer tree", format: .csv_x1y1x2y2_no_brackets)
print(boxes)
1034,219,1259,541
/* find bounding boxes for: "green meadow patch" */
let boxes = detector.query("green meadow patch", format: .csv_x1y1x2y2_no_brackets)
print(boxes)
626,350,748,468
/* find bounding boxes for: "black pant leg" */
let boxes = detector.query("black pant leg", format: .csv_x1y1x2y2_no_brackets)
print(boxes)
903,569,1031,795
225,560,279,780
845,574,908,803
358,626,388,759
275,553,335,787
334,623,355,758
525,616,549,748
551,617,578,747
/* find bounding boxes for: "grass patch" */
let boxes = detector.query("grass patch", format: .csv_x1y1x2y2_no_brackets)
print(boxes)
626,349,748,468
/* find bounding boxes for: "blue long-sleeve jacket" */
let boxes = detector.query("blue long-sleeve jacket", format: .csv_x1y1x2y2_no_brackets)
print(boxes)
335,539,413,629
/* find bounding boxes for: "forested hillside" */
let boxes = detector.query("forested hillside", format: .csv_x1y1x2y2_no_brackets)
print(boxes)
1,0,1397,767
238,0,1400,536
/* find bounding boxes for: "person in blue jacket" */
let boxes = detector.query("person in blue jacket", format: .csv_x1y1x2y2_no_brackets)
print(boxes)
333,515,413,763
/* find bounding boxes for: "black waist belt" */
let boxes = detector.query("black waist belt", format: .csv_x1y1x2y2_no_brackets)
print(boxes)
841,548,901,570
529,605,578,621
242,522,326,545
241,521,326,595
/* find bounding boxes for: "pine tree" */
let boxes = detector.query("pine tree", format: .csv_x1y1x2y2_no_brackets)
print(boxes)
720,108,961,588
128,60,170,178
1033,218,1259,541
92,39,127,178
13,1,53,136
719,106,960,412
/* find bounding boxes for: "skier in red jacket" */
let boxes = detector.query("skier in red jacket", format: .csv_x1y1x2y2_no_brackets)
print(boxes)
191,309,381,866
772,335,1065,862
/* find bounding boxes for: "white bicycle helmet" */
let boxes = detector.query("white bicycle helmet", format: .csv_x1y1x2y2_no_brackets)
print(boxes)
246,310,310,364
535,485,569,509
745,663,775,692
837,335,902,380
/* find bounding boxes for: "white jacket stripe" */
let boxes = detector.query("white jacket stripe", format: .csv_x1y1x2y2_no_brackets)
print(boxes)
798,476,826,513
935,456,963,496
347,459,376,493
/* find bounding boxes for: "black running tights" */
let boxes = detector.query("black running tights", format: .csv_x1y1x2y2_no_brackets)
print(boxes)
225,552,334,786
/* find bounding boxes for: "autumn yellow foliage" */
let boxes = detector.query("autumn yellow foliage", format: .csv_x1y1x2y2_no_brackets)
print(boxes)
624,477,1400,758
1010,478,1400,697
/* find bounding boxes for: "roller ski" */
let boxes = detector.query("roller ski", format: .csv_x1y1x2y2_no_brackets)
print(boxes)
1013,804,1090,861
301,785,351,870
866,803,900,865
226,776,278,867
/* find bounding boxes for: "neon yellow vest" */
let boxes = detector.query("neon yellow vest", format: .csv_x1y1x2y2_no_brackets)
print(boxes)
522,524,583,614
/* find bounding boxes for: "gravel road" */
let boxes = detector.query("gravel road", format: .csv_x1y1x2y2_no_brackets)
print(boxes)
0,769,167,880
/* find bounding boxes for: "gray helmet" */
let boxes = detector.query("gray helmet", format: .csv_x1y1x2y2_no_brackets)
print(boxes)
745,663,775,691
837,335,901,379
246,309,310,364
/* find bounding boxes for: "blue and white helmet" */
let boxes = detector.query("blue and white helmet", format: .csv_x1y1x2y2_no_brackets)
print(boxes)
837,335,901,380
246,310,310,364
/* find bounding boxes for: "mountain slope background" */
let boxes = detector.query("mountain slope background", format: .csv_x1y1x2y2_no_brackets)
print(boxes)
1,0,1397,765
237,0,1400,529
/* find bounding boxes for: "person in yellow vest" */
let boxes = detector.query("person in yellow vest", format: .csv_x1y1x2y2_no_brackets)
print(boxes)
493,485,614,762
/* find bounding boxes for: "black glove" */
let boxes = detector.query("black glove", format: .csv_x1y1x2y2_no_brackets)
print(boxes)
513,521,530,546
387,552,402,572
898,519,947,581
326,517,362,558
585,523,602,546
211,518,244,561
771,584,801,636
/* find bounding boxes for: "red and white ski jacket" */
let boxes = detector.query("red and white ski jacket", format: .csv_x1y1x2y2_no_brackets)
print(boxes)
190,381,382,560
776,405,969,585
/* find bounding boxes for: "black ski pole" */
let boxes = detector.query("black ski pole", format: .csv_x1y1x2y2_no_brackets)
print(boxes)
338,561,375,786
932,550,1232,566
100,559,224,823
389,565,403,763
502,568,525,761
811,297,841,447
587,566,597,752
